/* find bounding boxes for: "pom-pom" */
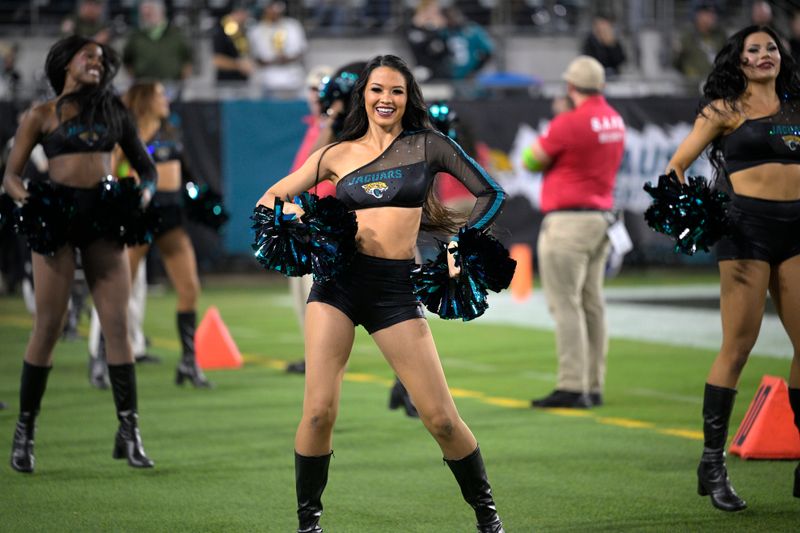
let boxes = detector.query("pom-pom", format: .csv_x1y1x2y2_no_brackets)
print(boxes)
251,199,312,277
411,227,517,321
296,192,358,282
428,102,459,141
184,181,230,231
643,171,729,255
14,181,74,255
97,176,152,245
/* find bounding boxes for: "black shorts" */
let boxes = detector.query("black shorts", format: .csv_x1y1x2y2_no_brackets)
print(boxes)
307,253,425,334
54,183,119,248
149,190,184,239
715,194,800,265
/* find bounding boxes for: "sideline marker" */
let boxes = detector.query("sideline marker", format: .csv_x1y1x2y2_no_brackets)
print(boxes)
195,306,243,370
509,243,533,302
729,375,800,460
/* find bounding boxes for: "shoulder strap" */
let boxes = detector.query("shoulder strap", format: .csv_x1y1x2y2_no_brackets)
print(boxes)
315,141,341,191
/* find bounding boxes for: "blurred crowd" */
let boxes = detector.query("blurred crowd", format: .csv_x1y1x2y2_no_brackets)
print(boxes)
2,0,800,102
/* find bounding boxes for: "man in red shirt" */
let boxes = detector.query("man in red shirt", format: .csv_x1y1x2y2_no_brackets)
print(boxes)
522,55,625,408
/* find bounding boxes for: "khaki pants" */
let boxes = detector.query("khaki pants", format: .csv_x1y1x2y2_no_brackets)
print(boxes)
537,212,611,394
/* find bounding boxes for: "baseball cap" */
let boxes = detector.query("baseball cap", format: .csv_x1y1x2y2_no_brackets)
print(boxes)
562,55,605,91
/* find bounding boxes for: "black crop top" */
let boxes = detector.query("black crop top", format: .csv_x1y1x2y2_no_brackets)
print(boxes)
146,128,183,163
326,129,505,231
721,102,800,173
41,116,117,158
40,112,158,186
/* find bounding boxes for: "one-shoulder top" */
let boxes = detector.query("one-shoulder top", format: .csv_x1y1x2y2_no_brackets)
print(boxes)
40,112,158,185
319,129,505,231
721,102,800,174
41,116,117,158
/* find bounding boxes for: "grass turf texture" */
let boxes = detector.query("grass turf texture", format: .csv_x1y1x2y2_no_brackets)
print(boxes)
0,274,797,532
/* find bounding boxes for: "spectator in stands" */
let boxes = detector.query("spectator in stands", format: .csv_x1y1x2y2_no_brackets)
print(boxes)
122,0,193,81
522,56,625,409
750,1,773,27
212,1,253,83
673,1,728,82
60,0,111,44
581,14,626,77
791,10,800,59
405,0,450,81
248,1,307,99
0,43,21,100
442,6,494,80
307,0,349,34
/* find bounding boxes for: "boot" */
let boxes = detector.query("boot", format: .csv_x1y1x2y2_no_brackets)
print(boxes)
295,451,332,533
108,363,153,468
10,362,51,473
89,334,110,389
388,376,418,418
175,311,212,388
697,383,746,511
445,446,505,533
789,387,800,498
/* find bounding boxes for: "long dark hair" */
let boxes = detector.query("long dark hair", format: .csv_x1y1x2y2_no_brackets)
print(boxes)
338,55,463,235
701,26,800,180
45,35,127,142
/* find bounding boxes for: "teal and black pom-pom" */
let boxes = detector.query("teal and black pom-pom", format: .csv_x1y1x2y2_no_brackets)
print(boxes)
97,176,152,246
14,181,74,255
643,171,729,255
297,192,357,282
184,181,230,231
251,199,311,277
411,227,517,321
251,194,358,281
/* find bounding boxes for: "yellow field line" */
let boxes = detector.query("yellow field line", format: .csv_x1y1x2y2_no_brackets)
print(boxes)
0,313,702,441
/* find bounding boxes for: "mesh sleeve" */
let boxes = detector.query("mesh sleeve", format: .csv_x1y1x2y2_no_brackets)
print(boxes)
427,130,505,230
118,112,157,187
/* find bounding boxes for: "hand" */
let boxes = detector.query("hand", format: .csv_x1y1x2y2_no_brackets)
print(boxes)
446,240,461,278
280,198,306,220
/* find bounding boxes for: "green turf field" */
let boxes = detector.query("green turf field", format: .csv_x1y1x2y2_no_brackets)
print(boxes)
0,275,797,532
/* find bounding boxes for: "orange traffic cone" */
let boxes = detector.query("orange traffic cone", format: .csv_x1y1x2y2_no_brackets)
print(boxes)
195,306,243,370
729,375,800,459
509,243,533,302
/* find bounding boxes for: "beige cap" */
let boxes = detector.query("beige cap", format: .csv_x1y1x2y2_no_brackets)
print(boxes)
562,55,605,91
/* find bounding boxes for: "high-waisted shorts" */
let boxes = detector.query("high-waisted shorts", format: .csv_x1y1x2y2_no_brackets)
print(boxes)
149,190,184,239
715,194,800,265
307,252,425,334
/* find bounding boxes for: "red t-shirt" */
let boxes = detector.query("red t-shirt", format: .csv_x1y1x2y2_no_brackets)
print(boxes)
537,95,624,213
292,115,335,198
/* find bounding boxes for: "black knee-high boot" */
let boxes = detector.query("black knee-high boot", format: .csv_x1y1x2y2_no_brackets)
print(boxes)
108,363,153,468
10,361,51,473
697,383,746,511
789,387,800,498
175,311,212,388
445,446,505,533
295,451,332,533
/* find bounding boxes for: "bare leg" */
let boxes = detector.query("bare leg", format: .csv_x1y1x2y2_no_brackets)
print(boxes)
294,302,354,456
707,260,770,387
768,255,800,388
372,318,476,459
372,318,503,531
25,247,75,366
